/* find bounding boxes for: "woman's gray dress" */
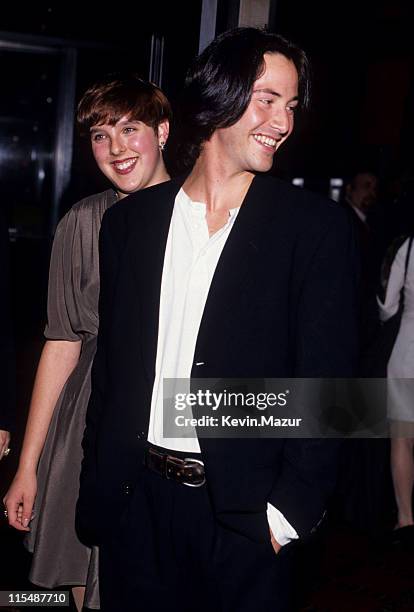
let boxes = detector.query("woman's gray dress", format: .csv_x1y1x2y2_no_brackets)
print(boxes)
25,189,117,609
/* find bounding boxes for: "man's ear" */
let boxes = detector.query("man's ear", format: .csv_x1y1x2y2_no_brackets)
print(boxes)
158,120,170,146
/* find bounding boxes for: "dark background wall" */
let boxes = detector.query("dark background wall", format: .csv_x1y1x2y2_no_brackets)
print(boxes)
272,0,414,181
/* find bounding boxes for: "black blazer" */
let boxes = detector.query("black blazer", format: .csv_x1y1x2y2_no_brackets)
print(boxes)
77,175,358,546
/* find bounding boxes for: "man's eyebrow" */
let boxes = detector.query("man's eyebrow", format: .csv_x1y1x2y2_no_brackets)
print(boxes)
253,88,299,102
253,88,278,96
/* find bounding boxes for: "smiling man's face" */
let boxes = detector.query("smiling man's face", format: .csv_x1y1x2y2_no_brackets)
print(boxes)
210,53,299,176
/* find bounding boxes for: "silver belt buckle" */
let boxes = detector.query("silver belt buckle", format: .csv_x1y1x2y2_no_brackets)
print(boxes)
183,458,205,487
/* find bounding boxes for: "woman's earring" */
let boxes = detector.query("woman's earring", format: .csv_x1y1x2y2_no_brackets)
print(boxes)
159,140,165,151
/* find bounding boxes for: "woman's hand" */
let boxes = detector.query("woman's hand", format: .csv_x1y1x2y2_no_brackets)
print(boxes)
0,429,11,460
2,339,81,531
3,470,37,531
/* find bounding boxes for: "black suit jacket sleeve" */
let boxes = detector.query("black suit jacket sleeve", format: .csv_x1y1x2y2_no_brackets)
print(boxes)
269,207,358,536
76,207,122,545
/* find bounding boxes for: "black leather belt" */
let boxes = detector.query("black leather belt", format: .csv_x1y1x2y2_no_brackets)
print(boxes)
144,447,206,487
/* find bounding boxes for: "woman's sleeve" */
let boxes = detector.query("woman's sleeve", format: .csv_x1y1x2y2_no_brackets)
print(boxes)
44,208,82,341
377,239,410,322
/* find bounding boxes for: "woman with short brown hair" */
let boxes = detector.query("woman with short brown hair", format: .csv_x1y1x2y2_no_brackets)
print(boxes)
4,74,171,610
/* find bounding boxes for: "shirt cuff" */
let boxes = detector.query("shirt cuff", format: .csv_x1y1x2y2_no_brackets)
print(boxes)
266,502,299,546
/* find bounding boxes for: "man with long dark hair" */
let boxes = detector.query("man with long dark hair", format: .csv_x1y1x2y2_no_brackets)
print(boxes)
78,28,357,610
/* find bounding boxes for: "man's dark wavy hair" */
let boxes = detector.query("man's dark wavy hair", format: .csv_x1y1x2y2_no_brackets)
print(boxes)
176,27,311,170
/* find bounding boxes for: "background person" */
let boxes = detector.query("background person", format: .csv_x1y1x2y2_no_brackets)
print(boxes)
378,236,414,542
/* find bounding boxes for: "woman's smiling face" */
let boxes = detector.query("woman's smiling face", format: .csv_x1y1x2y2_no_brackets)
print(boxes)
90,116,169,197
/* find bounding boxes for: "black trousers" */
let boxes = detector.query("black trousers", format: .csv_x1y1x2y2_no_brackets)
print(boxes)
99,461,294,611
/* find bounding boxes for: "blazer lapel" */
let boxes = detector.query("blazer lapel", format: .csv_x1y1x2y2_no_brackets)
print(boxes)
195,175,275,354
129,179,182,383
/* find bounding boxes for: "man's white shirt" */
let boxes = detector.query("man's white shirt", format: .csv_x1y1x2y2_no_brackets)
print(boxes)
147,188,298,546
